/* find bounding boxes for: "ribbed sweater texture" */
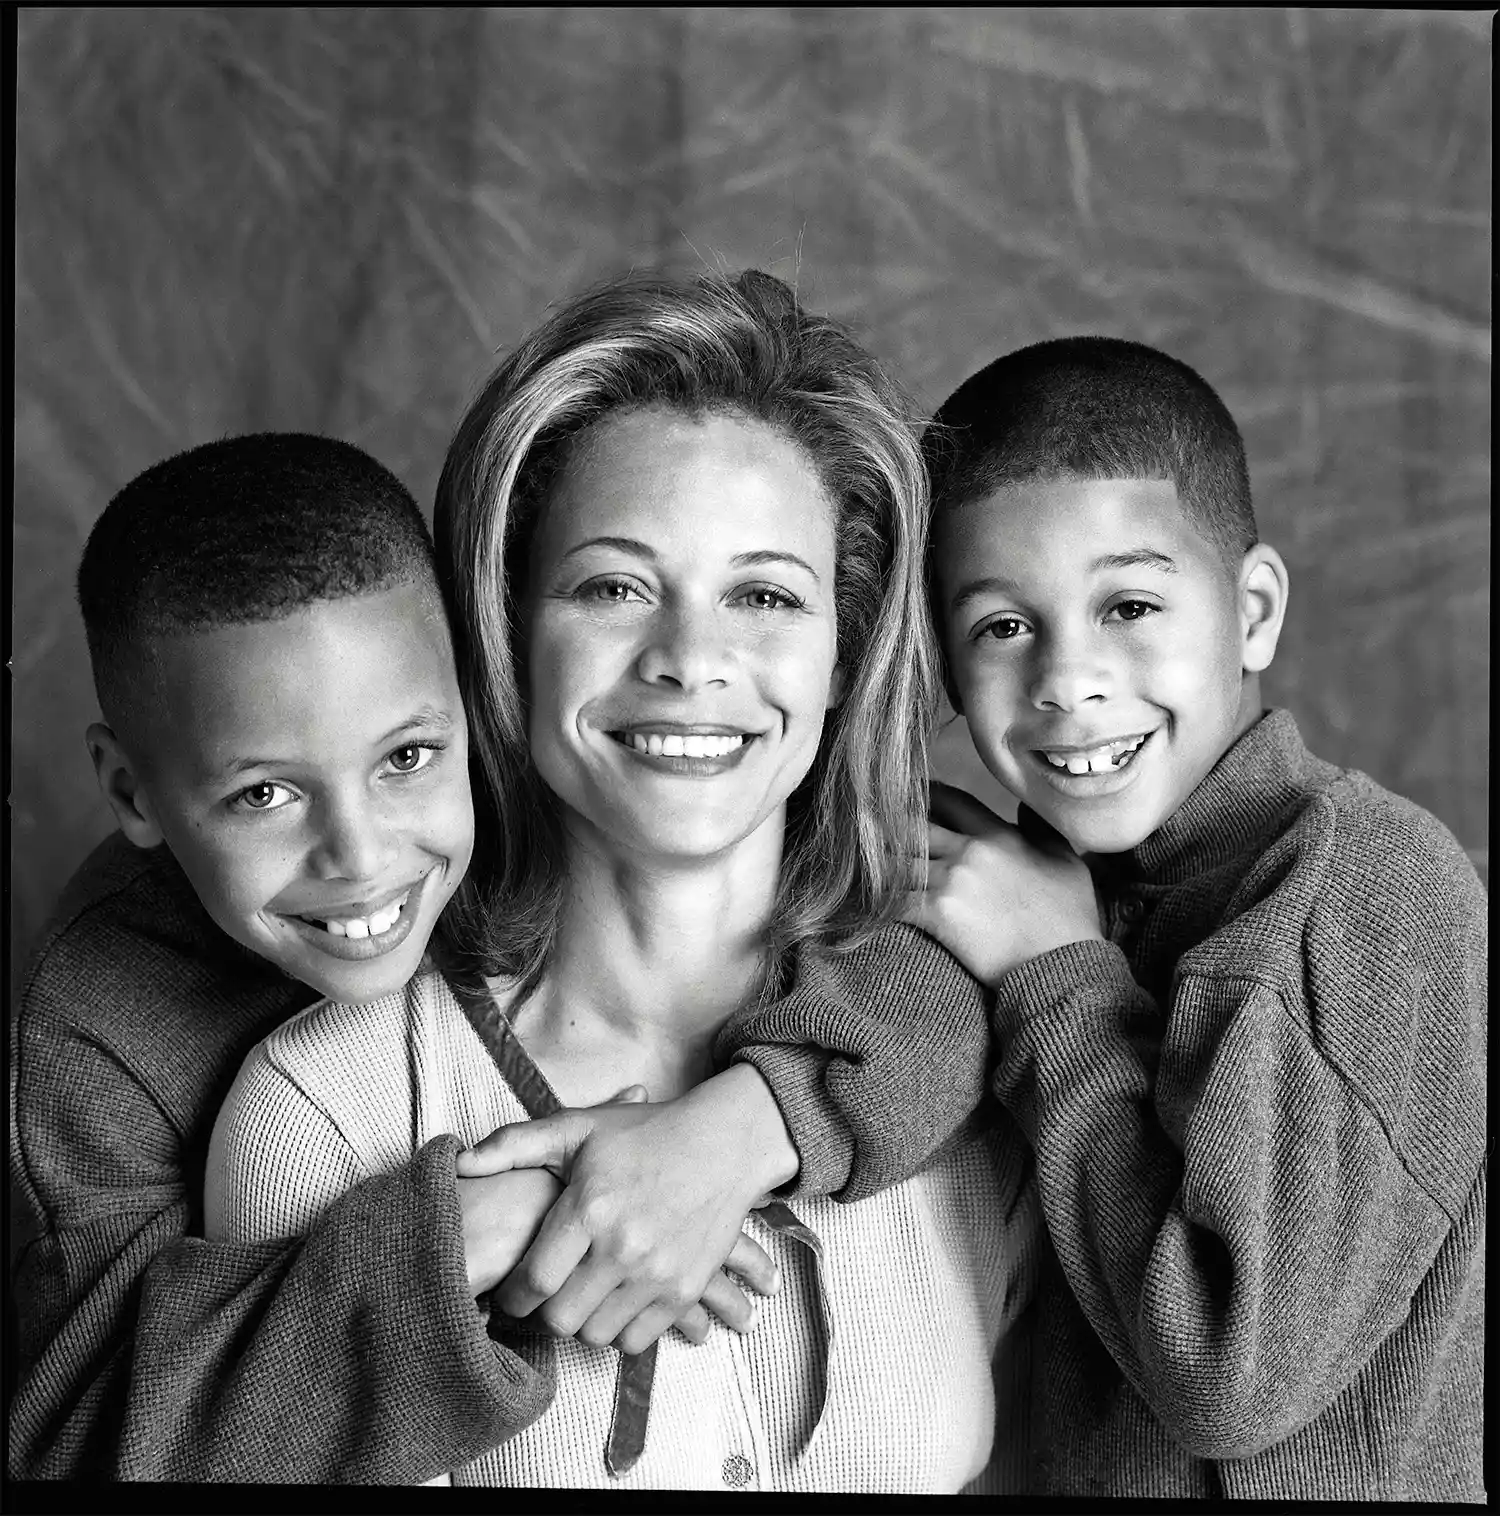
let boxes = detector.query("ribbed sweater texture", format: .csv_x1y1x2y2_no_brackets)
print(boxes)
992,709,1486,1501
9,834,990,1482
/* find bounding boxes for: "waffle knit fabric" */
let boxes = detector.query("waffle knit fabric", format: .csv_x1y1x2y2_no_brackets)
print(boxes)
992,708,1486,1501
206,972,1038,1492
9,832,990,1482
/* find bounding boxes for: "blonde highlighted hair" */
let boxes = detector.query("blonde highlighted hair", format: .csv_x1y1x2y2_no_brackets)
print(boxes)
435,268,937,994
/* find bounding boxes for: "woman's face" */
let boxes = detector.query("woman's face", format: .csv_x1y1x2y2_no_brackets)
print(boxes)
525,406,841,867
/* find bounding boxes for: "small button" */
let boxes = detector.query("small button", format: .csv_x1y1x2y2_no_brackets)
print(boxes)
1119,899,1144,922
721,1453,753,1488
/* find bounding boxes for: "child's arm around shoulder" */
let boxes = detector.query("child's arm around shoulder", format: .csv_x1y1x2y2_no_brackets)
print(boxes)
711,920,992,1201
9,961,551,1483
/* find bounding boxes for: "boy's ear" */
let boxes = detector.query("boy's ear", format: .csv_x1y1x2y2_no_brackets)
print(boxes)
1237,543,1289,675
86,722,165,849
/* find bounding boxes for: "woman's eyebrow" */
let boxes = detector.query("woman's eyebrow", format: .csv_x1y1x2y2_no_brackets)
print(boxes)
558,539,822,584
559,535,656,563
731,549,821,584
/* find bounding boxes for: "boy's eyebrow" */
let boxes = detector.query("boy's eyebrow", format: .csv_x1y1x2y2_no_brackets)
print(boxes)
206,707,456,783
948,550,1180,613
560,538,821,583
1089,549,1179,574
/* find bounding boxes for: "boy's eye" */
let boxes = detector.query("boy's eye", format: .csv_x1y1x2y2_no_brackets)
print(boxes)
387,743,439,775
735,583,803,613
232,781,296,813
1109,599,1159,622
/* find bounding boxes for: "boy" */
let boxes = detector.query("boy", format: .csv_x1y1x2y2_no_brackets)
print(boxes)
911,337,1485,1502
10,434,991,1482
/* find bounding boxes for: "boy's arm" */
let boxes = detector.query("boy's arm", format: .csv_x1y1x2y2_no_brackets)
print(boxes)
452,923,990,1353
9,1017,551,1484
991,928,1481,1461
711,922,991,1200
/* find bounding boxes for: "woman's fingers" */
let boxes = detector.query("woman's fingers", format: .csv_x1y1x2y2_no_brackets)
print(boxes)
493,1203,595,1320
696,1270,759,1334
457,1087,647,1178
457,1113,581,1178
723,1232,779,1297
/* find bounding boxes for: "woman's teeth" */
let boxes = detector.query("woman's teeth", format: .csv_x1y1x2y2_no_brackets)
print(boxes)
1041,734,1148,775
316,890,409,939
625,732,746,759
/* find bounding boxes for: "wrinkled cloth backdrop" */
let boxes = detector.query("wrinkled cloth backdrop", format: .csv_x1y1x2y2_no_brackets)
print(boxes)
12,7,1490,974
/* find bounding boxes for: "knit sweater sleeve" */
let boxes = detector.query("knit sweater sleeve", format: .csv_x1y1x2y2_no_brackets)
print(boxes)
988,833,1484,1461
8,1010,551,1484
712,923,990,1203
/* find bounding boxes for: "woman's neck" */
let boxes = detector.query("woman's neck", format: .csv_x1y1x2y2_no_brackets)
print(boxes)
508,814,783,1104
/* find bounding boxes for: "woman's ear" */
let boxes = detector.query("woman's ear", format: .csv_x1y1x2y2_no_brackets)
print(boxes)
1237,543,1289,675
86,723,165,849
826,664,848,710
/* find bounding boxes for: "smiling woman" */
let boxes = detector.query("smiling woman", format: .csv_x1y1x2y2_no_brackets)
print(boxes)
204,268,1038,1493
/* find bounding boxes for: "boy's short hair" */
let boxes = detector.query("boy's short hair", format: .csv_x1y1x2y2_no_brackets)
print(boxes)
924,336,1258,567
79,432,440,727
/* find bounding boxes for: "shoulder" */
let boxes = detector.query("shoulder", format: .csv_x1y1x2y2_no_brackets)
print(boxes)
228,969,463,1154
1202,759,1486,1206
13,834,314,1145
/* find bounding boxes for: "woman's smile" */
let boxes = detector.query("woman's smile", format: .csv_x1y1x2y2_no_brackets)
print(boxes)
606,722,760,775
526,405,840,862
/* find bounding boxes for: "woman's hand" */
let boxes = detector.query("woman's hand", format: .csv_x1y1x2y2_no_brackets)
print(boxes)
456,1064,797,1355
905,781,1104,986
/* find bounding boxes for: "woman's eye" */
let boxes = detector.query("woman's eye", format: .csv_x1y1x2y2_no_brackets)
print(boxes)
580,576,646,604
232,781,295,813
1109,599,1158,622
736,584,802,613
388,743,439,775
977,616,1027,642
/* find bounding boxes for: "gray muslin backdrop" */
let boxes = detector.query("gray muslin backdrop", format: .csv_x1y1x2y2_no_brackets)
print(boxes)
12,7,1491,972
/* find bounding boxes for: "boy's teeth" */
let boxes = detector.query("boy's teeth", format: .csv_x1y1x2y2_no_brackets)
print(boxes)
319,891,408,939
1044,734,1147,774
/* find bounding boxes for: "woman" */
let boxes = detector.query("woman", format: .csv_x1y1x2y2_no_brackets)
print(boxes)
207,268,1036,1491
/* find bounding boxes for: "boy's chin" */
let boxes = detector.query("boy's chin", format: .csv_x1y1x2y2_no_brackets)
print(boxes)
1029,799,1158,858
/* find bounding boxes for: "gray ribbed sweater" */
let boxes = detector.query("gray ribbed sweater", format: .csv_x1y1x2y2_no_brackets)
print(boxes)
10,833,989,1483
992,709,1486,1501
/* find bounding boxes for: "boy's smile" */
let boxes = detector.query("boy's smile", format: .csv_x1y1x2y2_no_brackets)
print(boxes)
115,582,473,1001
936,477,1283,855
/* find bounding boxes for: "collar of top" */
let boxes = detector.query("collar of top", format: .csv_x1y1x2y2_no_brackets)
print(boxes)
1021,709,1324,891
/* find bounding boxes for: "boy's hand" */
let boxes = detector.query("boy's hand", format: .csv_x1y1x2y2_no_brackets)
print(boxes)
456,1065,793,1356
905,781,1104,987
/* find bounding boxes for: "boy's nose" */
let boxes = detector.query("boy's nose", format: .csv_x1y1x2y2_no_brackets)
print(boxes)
636,603,735,692
310,797,396,882
1028,642,1112,711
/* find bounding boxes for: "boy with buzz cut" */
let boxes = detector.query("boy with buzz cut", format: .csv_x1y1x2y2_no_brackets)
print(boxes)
10,432,992,1483
912,337,1485,1503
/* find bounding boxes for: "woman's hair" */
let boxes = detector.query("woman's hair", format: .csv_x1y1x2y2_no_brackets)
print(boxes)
434,267,937,995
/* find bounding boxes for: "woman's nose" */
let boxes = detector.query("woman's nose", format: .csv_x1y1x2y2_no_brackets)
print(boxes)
635,602,735,691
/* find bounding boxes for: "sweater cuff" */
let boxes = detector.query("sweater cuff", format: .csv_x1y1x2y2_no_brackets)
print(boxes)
726,1046,854,1199
399,1136,557,1429
992,938,1138,1043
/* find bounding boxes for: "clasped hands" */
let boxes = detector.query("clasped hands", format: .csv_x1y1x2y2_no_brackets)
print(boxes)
453,1063,789,1357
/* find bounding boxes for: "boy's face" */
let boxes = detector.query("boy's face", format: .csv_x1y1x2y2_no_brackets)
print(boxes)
935,477,1265,855
123,582,473,1001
